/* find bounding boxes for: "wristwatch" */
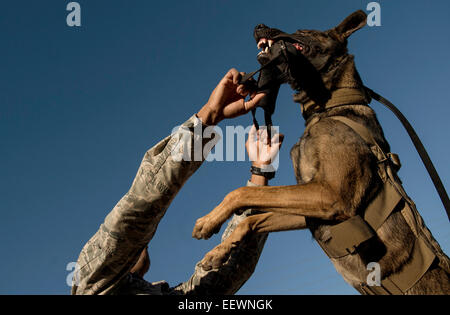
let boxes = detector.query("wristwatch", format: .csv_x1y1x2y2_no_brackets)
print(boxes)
250,165,276,180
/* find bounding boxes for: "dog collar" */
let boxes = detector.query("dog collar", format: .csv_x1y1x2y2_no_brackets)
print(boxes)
299,87,371,121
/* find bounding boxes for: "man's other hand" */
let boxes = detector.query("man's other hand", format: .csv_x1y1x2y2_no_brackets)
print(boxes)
197,68,265,125
246,125,284,168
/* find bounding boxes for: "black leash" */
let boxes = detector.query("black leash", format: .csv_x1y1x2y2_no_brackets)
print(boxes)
365,87,450,221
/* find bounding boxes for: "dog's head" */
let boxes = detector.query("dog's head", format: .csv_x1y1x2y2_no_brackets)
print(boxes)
253,10,367,107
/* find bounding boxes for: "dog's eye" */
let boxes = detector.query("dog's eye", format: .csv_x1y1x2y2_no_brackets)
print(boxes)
313,46,323,54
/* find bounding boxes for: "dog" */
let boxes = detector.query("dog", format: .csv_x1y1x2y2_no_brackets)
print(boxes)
192,10,450,294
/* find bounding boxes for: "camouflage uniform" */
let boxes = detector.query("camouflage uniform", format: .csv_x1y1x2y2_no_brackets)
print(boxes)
71,115,267,295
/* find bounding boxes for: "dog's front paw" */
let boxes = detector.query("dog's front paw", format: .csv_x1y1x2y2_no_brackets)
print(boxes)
192,214,222,240
200,243,232,271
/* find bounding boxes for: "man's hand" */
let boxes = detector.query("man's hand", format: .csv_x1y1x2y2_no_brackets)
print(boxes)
246,125,284,168
246,125,284,186
197,69,265,125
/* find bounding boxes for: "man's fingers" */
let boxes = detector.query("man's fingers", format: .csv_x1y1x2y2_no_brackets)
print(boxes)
246,124,258,160
248,124,258,142
259,128,269,145
271,133,285,146
237,84,249,97
226,68,241,85
222,68,240,85
244,93,266,112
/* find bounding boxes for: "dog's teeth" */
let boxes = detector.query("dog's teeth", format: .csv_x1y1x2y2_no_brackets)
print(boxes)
265,47,269,53
257,38,268,50
268,40,273,47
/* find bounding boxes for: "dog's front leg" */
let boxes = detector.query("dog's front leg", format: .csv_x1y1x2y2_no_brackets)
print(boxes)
200,212,307,270
193,182,342,240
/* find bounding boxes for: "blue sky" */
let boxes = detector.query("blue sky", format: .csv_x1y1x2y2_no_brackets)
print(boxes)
0,0,449,294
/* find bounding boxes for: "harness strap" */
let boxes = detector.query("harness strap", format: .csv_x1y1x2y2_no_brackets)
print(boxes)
317,178,405,259
364,179,402,232
330,115,390,162
359,233,436,295
387,235,436,292
323,215,375,258
330,115,401,181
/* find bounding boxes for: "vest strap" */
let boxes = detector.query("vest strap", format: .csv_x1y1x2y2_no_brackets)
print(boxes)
364,180,403,232
318,180,402,259
321,215,375,258
358,235,435,295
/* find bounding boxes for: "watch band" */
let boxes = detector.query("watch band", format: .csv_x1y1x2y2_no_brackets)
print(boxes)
250,166,276,180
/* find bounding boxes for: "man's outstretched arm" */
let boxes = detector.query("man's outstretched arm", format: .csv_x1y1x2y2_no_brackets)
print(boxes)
71,69,265,295
72,115,214,295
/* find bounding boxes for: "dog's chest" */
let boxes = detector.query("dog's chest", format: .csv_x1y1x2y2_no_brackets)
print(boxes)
290,131,318,185
291,124,369,284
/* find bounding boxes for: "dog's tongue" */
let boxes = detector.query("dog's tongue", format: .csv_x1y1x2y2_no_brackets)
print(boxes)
293,43,303,51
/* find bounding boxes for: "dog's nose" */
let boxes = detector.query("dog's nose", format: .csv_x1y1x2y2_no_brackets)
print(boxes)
254,24,271,42
255,24,269,30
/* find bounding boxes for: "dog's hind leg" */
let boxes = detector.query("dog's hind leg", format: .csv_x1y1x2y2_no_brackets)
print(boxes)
199,212,307,270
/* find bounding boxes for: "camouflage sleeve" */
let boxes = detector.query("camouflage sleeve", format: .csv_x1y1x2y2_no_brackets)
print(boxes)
71,115,218,295
171,180,268,295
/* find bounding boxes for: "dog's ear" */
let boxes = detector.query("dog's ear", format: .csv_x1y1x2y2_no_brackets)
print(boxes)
333,10,367,40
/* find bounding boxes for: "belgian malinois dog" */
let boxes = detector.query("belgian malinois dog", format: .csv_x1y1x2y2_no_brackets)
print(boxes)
192,10,450,294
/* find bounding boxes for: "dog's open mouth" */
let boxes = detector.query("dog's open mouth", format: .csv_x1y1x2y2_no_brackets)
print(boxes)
257,38,304,57
256,38,274,56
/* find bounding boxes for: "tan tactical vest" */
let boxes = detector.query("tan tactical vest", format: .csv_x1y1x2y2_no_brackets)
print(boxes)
313,115,444,295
